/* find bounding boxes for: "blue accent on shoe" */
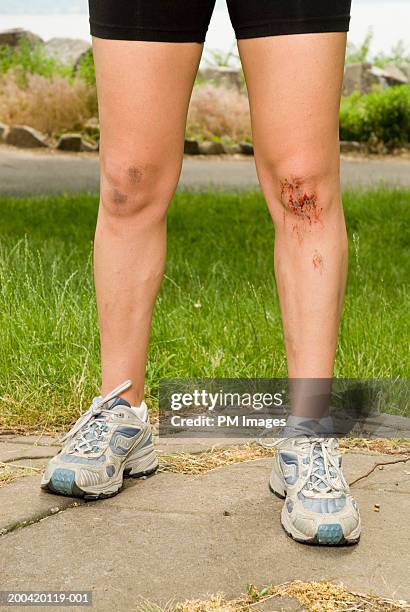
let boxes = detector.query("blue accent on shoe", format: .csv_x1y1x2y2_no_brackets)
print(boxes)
109,397,131,409
280,452,298,466
50,468,76,495
317,523,343,544
116,426,141,437
139,434,153,449
298,493,346,514
60,454,106,465
286,499,294,514
106,465,115,477
280,452,299,485
109,427,141,455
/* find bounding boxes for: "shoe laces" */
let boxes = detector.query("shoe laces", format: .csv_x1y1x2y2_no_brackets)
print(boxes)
60,380,133,453
297,438,348,496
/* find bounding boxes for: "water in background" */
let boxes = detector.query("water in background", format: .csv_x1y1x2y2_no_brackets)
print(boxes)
0,0,408,62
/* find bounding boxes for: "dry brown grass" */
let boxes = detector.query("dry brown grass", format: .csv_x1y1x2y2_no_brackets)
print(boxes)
0,462,40,487
158,439,410,475
187,84,251,142
0,71,97,136
159,443,274,475
139,580,409,611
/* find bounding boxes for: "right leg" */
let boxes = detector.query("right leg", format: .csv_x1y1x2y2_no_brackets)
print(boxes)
92,38,202,405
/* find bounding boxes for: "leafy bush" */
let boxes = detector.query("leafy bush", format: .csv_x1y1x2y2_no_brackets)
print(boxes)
75,48,96,86
0,37,71,83
340,85,410,147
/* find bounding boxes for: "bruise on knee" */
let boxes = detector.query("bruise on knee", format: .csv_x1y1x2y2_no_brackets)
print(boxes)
110,165,144,207
112,187,128,205
280,178,323,240
127,165,143,185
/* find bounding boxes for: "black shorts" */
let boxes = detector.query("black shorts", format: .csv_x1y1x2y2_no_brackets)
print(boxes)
88,0,352,43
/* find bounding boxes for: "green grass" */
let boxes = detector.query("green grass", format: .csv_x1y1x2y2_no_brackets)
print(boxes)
0,189,409,430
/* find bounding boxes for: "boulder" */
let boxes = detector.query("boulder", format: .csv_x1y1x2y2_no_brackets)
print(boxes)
82,117,100,138
399,64,410,81
56,133,83,152
81,139,98,153
198,141,226,155
239,142,253,155
343,63,382,95
5,125,48,148
44,37,91,66
340,141,367,154
184,139,200,155
380,63,408,85
0,28,43,47
0,123,9,142
197,66,243,89
224,143,241,155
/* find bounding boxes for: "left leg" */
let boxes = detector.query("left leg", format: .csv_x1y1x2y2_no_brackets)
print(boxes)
238,32,348,383
240,33,347,425
238,32,361,545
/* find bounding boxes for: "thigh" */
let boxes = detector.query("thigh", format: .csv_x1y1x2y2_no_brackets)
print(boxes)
92,37,202,189
238,32,347,175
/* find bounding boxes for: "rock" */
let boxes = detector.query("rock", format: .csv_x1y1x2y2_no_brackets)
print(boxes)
239,142,254,155
81,139,98,153
399,64,410,81
56,133,83,152
83,117,100,137
5,125,48,148
0,122,9,142
343,63,382,95
340,141,366,154
198,66,244,89
225,143,241,155
44,37,91,66
184,139,200,155
380,63,408,85
0,28,43,47
198,141,226,155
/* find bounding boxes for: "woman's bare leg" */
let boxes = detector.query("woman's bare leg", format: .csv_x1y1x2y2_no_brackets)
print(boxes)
239,33,347,413
92,39,202,405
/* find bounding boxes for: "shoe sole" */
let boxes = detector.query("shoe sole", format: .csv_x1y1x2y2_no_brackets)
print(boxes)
268,483,360,546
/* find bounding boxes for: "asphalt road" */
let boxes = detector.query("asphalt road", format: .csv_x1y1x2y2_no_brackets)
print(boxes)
0,144,409,196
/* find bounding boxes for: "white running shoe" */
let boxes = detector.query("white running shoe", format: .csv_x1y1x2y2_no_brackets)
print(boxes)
41,381,158,500
270,437,361,545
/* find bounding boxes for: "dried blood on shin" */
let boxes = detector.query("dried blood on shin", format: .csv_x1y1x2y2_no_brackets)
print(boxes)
312,250,323,272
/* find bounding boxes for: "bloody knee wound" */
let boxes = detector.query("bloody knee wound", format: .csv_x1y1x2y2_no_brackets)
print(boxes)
280,178,322,225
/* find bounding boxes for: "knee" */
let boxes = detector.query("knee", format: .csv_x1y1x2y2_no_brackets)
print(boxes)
260,155,340,227
100,158,177,221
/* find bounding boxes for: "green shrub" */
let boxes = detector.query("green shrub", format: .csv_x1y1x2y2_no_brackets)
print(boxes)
340,85,410,147
0,37,71,84
75,48,96,87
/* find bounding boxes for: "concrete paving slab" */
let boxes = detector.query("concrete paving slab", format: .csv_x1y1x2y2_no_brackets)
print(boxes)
0,454,408,610
0,441,59,463
0,476,83,536
0,433,59,447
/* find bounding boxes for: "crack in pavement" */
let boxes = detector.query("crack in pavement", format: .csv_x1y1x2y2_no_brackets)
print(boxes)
1,454,408,541
0,499,84,538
